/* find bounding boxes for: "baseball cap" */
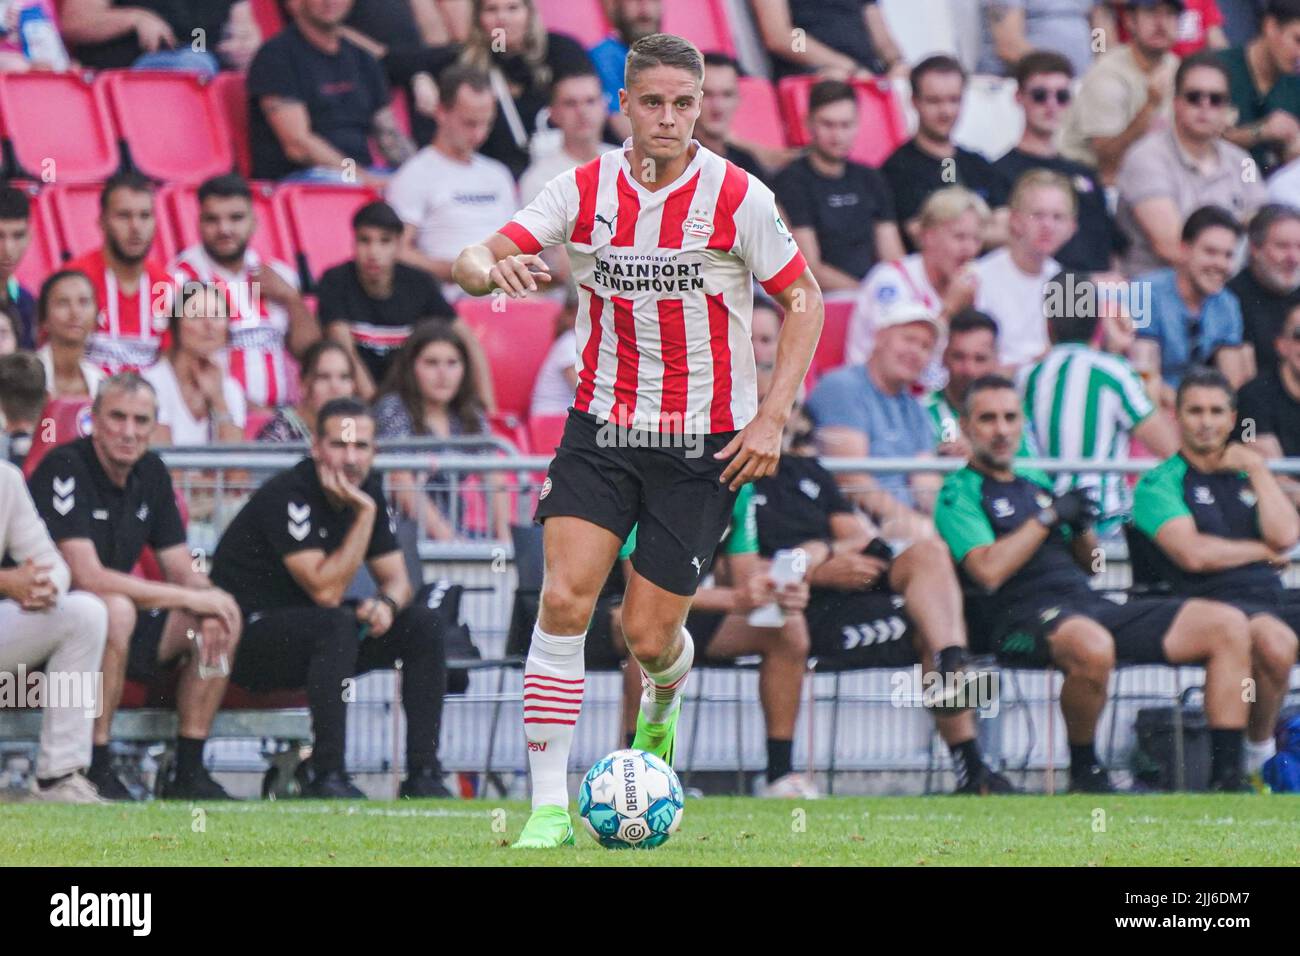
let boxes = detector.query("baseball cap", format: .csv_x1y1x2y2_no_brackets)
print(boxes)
876,301,942,336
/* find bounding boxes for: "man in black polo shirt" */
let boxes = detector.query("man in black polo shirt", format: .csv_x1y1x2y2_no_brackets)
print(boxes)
246,0,414,182
882,55,1011,252
319,201,459,401
211,397,450,799
1237,302,1300,470
773,79,904,293
1229,205,1300,375
753,400,1013,794
1134,367,1300,787
935,375,1256,792
29,373,244,801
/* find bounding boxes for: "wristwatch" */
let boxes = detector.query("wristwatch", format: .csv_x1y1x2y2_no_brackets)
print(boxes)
377,593,401,616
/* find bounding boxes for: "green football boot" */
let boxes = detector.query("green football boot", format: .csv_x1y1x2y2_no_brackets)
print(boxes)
631,698,682,767
512,805,575,849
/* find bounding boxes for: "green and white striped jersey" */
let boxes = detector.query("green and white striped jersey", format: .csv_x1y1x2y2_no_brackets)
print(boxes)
923,388,1036,456
1019,343,1154,520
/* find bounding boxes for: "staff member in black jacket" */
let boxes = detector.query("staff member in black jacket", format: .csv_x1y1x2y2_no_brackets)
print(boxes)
211,397,450,799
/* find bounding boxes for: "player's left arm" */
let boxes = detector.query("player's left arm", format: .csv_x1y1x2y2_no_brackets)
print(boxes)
716,268,823,491
1228,443,1300,552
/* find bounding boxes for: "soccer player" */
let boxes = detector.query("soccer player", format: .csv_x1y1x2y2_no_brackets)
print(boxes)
935,375,1257,792
452,33,822,847
1131,367,1300,787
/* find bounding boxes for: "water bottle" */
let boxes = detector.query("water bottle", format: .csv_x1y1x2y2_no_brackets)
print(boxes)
19,3,70,72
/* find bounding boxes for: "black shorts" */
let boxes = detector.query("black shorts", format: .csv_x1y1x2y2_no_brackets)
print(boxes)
535,409,739,596
804,586,918,668
126,608,174,684
1199,586,1300,634
993,594,1182,667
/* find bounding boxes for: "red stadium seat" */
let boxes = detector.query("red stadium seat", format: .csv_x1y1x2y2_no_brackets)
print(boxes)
208,71,252,178
778,75,908,167
731,77,787,150
0,71,120,182
159,180,291,266
22,396,93,478
527,414,568,460
536,0,610,46
808,298,855,381
487,413,531,453
661,0,735,55
455,297,562,421
15,184,62,293
249,0,285,39
98,71,236,184
273,183,382,287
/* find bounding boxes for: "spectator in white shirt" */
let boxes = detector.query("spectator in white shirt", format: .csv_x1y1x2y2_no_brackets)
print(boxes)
530,306,578,419
143,283,247,446
974,169,1078,373
36,269,105,402
387,64,519,301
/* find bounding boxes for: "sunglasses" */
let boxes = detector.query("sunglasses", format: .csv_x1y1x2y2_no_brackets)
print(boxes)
1027,87,1071,105
1181,90,1229,107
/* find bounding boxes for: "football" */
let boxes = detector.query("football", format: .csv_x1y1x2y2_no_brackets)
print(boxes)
578,749,685,848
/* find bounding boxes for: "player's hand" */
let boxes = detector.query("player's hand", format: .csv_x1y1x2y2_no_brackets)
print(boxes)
1265,548,1292,570
1260,110,1300,145
186,588,242,638
773,579,809,613
736,571,773,613
195,615,235,668
0,558,58,611
488,254,552,298
715,414,782,491
250,261,296,304
355,597,395,638
1050,489,1099,532
320,466,377,515
815,553,888,590
1219,442,1265,476
134,10,176,51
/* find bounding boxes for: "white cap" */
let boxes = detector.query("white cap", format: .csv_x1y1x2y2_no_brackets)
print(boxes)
875,301,942,336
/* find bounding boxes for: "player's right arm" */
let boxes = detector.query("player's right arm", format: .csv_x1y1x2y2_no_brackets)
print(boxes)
935,473,1049,593
451,232,553,299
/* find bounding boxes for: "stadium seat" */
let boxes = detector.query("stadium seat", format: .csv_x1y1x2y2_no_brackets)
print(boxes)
0,71,120,182
208,71,252,178
455,298,562,421
487,413,531,454
777,75,908,167
98,70,236,184
526,414,568,460
158,180,291,266
535,0,610,46
952,75,1024,162
808,298,856,382
731,77,787,151
14,184,62,293
661,0,735,55
273,183,382,288
249,0,285,39
22,396,92,478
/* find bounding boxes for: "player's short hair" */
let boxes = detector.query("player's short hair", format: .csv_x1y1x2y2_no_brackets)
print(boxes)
624,32,704,90
99,170,154,213
1176,366,1237,411
93,371,158,417
197,173,253,205
1014,50,1074,87
1043,270,1100,344
918,186,991,232
1174,50,1231,94
962,374,1018,416
550,68,602,100
0,351,45,422
317,397,374,439
1009,168,1077,217
0,184,30,222
1247,203,1300,247
352,200,404,236
438,64,492,108
1265,0,1300,27
808,79,856,115
703,51,739,74
949,308,999,339
1182,204,1243,244
910,54,966,95
37,269,95,326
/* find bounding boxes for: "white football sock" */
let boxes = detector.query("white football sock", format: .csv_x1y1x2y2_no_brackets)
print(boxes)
638,628,694,725
1245,736,1277,775
523,623,586,809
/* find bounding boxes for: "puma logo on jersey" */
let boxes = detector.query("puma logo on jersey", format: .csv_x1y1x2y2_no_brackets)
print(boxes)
287,501,311,541
691,556,703,574
52,476,75,516
136,503,149,522
594,212,617,234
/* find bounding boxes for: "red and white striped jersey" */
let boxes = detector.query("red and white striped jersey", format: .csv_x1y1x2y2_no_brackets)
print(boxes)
66,248,176,375
170,245,300,408
498,142,806,435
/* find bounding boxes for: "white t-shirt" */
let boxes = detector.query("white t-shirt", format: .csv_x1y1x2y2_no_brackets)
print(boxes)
519,143,619,206
142,358,247,446
386,146,518,299
530,329,578,417
973,247,1058,370
37,344,104,400
1268,157,1300,208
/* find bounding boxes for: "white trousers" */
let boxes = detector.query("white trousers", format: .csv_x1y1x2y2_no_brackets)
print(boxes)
0,593,108,778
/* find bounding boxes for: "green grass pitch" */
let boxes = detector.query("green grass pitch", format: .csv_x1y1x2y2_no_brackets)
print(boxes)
2,794,1298,866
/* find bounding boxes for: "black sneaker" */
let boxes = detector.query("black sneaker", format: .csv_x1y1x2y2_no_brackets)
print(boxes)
1209,774,1253,793
86,763,138,802
160,765,234,801
301,769,366,800
954,765,1019,795
399,768,453,799
1069,764,1115,793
